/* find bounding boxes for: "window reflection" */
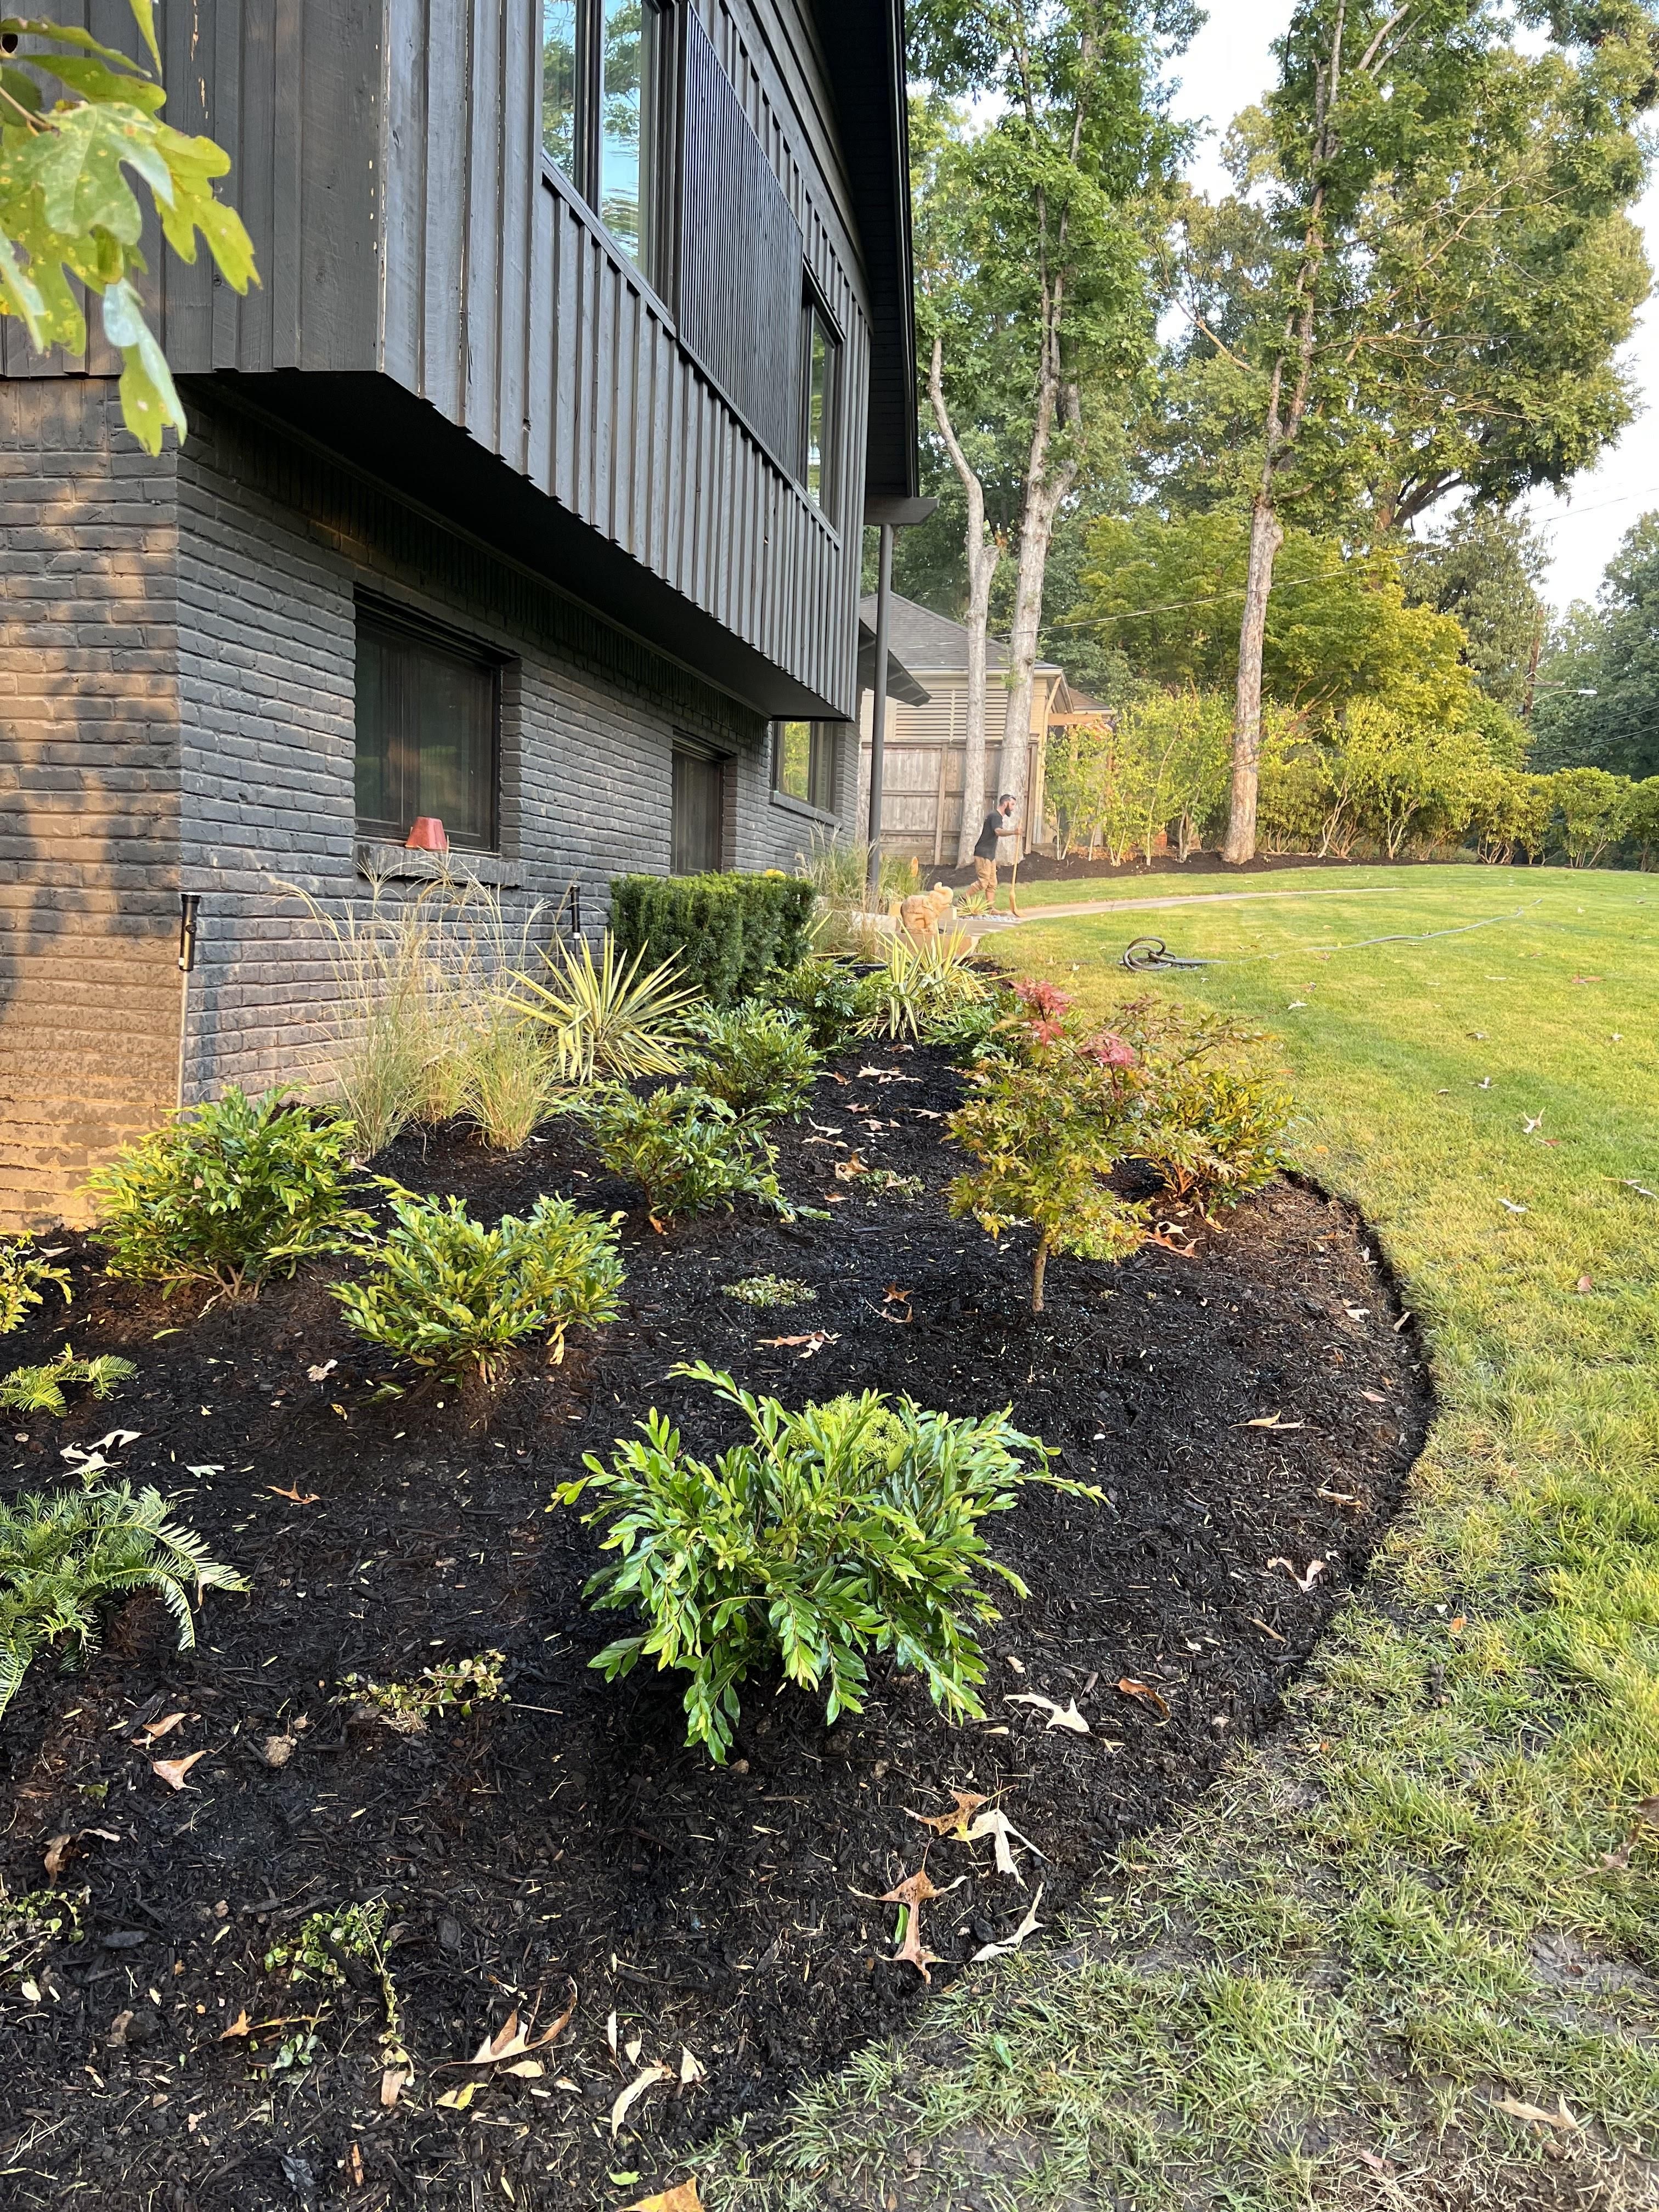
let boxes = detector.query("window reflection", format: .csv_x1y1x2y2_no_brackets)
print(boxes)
541,0,659,280
541,1,579,177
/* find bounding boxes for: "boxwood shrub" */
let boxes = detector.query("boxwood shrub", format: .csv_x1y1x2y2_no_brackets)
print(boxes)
608,872,815,1007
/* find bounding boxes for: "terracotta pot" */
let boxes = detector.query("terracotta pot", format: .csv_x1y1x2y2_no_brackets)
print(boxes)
405,816,448,852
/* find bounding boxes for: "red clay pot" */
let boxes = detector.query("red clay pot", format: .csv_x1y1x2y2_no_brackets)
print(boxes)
405,816,448,852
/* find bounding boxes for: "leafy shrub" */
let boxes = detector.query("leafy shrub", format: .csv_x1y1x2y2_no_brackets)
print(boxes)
511,931,696,1084
857,928,988,1041
339,1651,507,1734
1,1347,136,1417
585,1085,794,1220
558,1362,1099,1762
335,1191,624,1384
684,1002,820,1120
1627,775,1659,868
1549,766,1629,867
0,1481,245,1719
610,872,815,1007
0,1240,70,1338
948,1047,1147,1312
1130,1064,1291,1212
84,1088,368,1301
722,1275,815,1308
760,953,867,1051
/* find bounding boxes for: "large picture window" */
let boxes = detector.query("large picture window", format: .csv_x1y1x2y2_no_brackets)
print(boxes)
543,0,669,279
773,720,839,815
355,610,500,852
801,292,840,514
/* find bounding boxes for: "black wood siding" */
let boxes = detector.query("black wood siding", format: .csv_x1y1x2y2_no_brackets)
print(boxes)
0,0,874,721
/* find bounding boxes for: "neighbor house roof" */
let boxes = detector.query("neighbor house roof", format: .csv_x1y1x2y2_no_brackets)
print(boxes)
858,592,1060,678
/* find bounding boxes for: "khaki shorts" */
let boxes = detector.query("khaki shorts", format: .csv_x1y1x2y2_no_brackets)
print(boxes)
972,855,998,895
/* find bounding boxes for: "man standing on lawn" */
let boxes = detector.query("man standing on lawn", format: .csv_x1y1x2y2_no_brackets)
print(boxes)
973,793,1017,912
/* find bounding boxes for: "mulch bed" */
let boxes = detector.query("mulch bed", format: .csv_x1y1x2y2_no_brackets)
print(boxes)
0,1044,1431,2209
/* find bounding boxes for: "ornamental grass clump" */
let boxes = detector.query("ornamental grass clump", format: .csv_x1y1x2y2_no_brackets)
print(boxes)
585,1085,795,1220
334,1190,624,1385
83,1087,368,1301
683,1002,821,1120
558,1362,1101,1762
0,1481,245,1720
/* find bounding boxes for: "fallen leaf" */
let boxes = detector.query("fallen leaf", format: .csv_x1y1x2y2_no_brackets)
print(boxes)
906,1788,988,1841
679,2046,705,2085
1116,1679,1171,1722
611,2064,670,2137
878,1867,958,1982
756,1331,838,1359
1317,1487,1361,1506
504,2059,544,2078
448,1984,577,2069
139,1711,186,1742
42,1833,76,1880
1358,2149,1397,2176
267,1484,320,1505
1448,1615,1466,1635
380,2067,408,2107
1004,1692,1089,1734
963,1807,1041,1882
882,1285,912,1305
971,1884,1045,1962
1241,1413,1305,1430
1498,1198,1528,1215
151,1750,207,1791
625,2033,643,2066
1577,1276,1594,1294
1360,1390,1386,1405
1266,1557,1328,1594
624,2182,702,2212
606,2010,620,2061
1494,2094,1579,2131
219,2008,252,2040
436,2081,477,2111
1623,1180,1657,1200
833,1155,866,1181
306,1359,337,1384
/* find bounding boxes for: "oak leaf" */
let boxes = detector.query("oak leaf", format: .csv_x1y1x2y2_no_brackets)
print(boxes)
624,2183,702,2212
906,1789,988,1841
1004,1692,1089,1734
151,1748,207,1790
611,2063,670,2136
971,1884,1045,1962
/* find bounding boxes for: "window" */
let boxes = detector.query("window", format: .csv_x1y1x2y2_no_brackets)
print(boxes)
542,0,669,279
355,610,499,852
672,746,726,874
801,292,840,513
773,720,839,815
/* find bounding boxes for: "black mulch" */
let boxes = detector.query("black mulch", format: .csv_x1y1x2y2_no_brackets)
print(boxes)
0,1045,1430,2209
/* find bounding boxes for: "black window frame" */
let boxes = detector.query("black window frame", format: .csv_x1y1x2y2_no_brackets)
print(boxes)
353,601,504,855
799,280,842,518
771,719,840,817
671,740,729,875
541,0,679,287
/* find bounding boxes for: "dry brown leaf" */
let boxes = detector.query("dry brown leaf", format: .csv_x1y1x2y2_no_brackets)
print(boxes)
140,1711,187,1742
1634,1795,1659,1830
679,2046,706,2085
878,1866,963,1983
1360,1389,1387,1405
971,1883,1045,1962
1577,1276,1594,1294
833,1154,866,1181
611,2063,670,2137
1357,2149,1397,2176
1243,1413,1305,1430
906,1788,988,1841
435,2080,477,2112
625,2033,644,2066
1003,1692,1089,1734
267,1484,320,1504
42,1832,75,1880
963,1807,1040,1882
151,1748,207,1791
1116,1679,1171,1722
503,2059,544,2079
1494,2094,1579,2131
756,1331,838,1358
380,2068,408,2108
1266,1556,1327,1593
624,2182,702,2212
449,1984,576,2070
220,2008,252,2040
606,2008,620,2061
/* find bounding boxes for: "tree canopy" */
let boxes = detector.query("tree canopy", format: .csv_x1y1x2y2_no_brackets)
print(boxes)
1531,510,1659,777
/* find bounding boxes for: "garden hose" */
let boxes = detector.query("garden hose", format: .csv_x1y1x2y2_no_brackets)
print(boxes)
1120,899,1542,974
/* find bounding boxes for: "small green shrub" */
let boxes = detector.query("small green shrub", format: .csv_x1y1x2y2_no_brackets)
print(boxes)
264,1900,403,2046
1131,1064,1291,1211
339,1650,507,1734
84,1087,367,1300
761,954,867,1051
0,1240,71,1338
334,1191,624,1384
585,1085,794,1220
511,932,696,1084
0,1481,245,1719
722,1274,815,1308
1,1346,136,1417
684,1002,820,1120
858,928,989,1041
610,872,816,1007
864,1168,924,1203
559,1363,1099,1761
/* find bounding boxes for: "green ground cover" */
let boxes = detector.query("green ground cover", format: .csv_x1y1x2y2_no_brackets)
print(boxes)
704,865,1659,2211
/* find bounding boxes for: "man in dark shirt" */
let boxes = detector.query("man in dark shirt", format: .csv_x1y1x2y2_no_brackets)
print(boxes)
972,792,1016,911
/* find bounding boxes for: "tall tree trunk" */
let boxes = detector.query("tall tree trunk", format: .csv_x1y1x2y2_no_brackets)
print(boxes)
929,335,1001,868
1222,493,1284,864
997,392,1075,849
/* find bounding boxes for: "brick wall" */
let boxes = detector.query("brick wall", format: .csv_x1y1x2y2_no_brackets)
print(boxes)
0,381,182,1229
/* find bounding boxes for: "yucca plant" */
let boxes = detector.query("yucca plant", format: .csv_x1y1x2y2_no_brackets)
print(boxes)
0,1240,71,1338
0,1482,245,1719
559,1364,1101,1762
858,927,988,1042
334,1189,625,1383
511,933,697,1085
1,1347,137,1417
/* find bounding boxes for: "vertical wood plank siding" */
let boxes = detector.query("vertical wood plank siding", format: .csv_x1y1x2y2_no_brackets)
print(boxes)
678,12,804,477
0,0,871,718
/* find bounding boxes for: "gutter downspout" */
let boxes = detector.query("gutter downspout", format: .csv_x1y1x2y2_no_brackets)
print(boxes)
865,521,895,905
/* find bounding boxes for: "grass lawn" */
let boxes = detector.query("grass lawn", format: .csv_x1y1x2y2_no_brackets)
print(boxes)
704,864,1659,2211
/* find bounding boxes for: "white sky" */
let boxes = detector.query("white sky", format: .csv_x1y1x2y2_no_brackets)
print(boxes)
1165,4,1659,610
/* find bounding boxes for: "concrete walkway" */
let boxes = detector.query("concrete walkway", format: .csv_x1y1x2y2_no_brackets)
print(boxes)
963,882,1415,934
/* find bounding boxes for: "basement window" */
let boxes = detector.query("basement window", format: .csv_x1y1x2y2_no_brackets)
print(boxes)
773,720,839,815
354,609,500,852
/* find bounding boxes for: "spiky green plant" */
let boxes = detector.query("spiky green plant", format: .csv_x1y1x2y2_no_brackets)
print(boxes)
1,1347,137,1417
510,933,696,1084
858,927,989,1041
0,1482,245,1719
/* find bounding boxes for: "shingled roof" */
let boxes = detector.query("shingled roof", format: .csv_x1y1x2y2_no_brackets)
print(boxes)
857,591,1060,678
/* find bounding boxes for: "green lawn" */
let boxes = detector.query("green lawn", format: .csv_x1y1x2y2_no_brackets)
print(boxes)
705,865,1659,2211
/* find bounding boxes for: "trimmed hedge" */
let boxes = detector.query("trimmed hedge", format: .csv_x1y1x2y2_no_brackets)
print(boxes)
608,872,816,1008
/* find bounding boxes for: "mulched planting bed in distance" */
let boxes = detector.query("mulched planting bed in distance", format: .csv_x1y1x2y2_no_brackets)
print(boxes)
0,1044,1431,2209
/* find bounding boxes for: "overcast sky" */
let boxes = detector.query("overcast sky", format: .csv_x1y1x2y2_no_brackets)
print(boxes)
1166,5,1659,611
